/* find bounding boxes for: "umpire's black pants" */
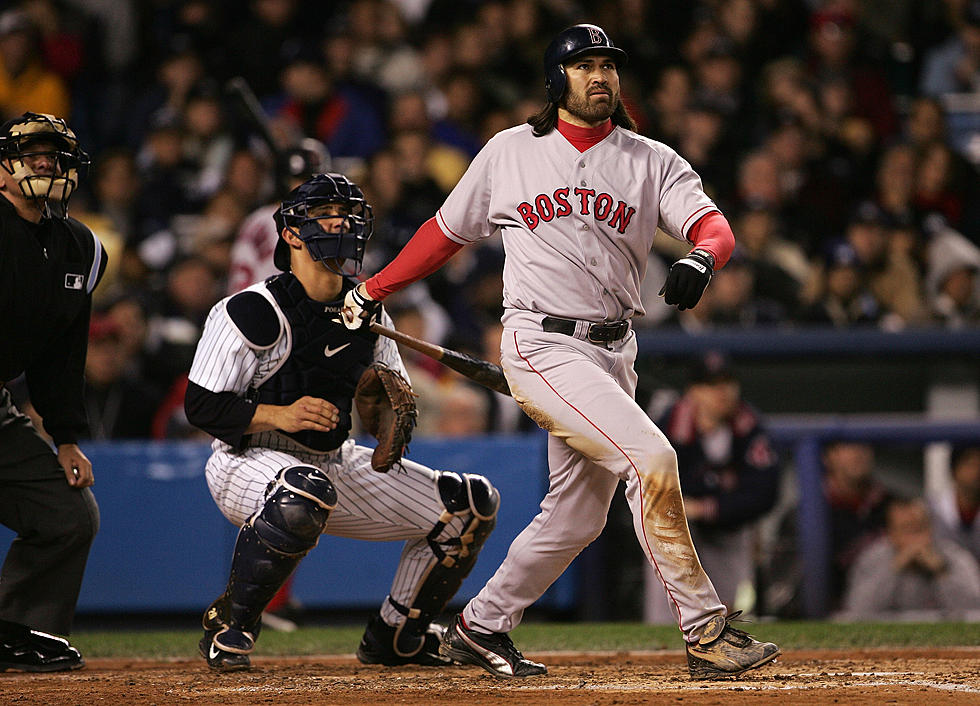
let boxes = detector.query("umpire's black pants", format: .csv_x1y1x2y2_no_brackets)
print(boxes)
0,388,99,636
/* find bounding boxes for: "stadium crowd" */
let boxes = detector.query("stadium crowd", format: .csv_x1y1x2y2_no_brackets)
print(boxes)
3,0,979,442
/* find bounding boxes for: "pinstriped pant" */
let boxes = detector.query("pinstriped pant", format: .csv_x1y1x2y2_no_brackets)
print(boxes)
204,433,466,627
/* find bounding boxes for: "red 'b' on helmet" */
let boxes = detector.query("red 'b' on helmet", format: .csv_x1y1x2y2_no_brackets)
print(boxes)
543,24,628,103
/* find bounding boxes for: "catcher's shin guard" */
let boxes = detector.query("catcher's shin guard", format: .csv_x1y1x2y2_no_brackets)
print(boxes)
387,471,499,657
221,466,336,633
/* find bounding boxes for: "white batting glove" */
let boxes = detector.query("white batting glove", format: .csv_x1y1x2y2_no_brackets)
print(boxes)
340,282,380,330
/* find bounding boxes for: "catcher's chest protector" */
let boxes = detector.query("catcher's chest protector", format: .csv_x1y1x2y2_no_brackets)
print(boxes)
250,274,377,451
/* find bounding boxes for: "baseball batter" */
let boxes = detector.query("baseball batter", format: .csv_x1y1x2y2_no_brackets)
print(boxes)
186,173,500,672
342,24,780,679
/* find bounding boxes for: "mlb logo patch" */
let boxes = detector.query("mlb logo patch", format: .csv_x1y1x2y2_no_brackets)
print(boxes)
65,273,84,290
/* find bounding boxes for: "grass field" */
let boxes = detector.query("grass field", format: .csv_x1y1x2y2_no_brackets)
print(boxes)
69,620,980,659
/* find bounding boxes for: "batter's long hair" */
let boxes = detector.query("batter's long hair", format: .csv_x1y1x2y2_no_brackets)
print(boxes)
527,100,637,137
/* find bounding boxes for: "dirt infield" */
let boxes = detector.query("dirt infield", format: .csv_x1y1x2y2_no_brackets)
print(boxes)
2,647,978,705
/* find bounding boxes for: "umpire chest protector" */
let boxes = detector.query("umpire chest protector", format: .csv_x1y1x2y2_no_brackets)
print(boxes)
237,274,377,451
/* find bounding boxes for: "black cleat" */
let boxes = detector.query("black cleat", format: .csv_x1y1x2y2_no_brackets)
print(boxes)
356,614,451,666
0,623,84,673
199,623,253,672
686,612,780,680
439,614,546,678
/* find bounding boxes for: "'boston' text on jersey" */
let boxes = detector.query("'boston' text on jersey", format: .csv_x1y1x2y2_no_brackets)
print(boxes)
516,187,636,233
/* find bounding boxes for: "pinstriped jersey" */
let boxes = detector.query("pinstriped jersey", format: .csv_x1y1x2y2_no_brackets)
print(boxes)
188,274,409,452
435,123,717,322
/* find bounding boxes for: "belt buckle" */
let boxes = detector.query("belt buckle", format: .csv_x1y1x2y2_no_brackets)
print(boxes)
587,321,627,343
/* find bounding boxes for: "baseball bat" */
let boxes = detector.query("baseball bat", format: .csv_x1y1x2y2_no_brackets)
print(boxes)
225,76,290,197
369,322,512,397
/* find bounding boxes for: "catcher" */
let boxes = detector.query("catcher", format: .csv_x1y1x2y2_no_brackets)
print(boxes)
184,173,499,671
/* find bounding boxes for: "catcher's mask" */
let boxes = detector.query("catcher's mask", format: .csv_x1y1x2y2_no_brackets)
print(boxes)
273,172,374,275
543,24,627,104
0,112,90,218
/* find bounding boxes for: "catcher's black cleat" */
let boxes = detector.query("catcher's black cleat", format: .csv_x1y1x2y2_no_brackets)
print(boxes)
0,622,84,673
356,614,451,666
199,627,254,672
439,614,547,678
686,611,780,680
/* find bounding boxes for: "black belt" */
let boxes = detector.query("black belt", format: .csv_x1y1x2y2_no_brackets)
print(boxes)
541,316,630,343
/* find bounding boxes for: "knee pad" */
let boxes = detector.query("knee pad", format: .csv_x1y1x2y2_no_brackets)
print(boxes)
438,471,500,523
220,466,336,633
253,466,337,555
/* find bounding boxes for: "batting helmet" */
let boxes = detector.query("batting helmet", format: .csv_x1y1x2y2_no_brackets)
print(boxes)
273,172,374,274
544,24,628,103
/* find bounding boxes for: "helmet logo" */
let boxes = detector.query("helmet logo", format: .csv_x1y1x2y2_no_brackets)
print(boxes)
587,26,603,45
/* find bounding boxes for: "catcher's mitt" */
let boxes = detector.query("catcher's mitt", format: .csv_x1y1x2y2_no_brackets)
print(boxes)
355,363,418,472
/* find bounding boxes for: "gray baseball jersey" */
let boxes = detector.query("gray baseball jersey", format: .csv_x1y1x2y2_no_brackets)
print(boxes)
188,282,466,627
436,124,717,321
435,123,726,642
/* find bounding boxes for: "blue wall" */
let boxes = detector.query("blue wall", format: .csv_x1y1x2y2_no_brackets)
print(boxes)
0,434,578,614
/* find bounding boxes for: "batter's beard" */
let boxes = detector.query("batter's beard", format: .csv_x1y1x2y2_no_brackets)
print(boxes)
563,89,618,123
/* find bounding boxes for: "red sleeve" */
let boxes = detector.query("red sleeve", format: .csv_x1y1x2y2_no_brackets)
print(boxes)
364,217,464,299
688,210,735,269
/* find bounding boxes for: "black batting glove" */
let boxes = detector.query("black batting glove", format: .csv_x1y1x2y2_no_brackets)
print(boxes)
659,248,715,311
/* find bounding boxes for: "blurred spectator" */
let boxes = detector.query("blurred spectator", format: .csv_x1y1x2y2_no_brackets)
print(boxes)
81,314,163,440
346,0,426,95
920,0,980,96
101,289,152,379
670,251,787,329
182,84,235,203
430,69,486,158
0,8,69,119
431,381,489,437
133,120,197,266
838,496,980,619
144,255,221,392
127,38,204,149
273,47,386,167
224,0,306,100
765,440,894,617
733,204,811,313
843,200,927,327
645,351,780,621
800,239,881,327
804,7,898,141
930,445,980,565
926,222,980,327
645,64,692,145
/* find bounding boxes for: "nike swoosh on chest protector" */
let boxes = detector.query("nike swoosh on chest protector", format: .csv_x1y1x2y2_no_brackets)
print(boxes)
324,342,351,357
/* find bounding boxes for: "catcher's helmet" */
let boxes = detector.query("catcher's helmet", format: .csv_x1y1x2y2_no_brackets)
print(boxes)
0,112,89,217
544,24,627,103
273,172,374,274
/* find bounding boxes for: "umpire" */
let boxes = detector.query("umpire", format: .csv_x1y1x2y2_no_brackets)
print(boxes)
0,112,106,671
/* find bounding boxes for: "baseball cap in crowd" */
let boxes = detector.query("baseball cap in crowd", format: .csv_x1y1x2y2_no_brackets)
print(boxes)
824,239,860,269
689,351,737,385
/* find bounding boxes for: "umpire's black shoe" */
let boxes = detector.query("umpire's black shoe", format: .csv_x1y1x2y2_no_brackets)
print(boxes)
439,614,547,678
199,627,253,672
686,612,780,680
0,622,84,673
356,614,451,666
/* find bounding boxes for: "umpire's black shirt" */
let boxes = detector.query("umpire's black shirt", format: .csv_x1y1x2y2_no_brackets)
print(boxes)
0,193,107,451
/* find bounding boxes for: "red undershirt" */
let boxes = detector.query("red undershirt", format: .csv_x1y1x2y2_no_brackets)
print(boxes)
365,120,734,299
